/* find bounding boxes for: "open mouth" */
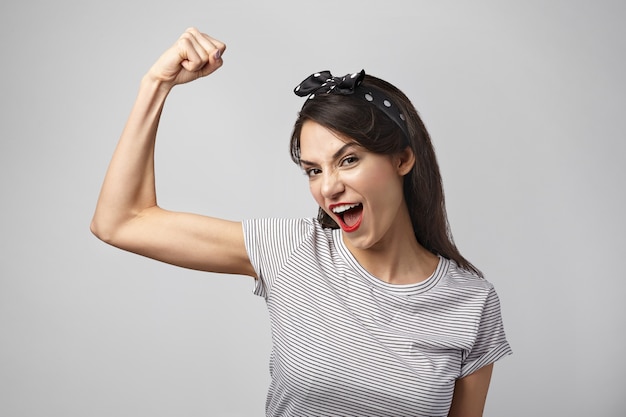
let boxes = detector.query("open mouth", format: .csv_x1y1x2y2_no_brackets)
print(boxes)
331,203,363,232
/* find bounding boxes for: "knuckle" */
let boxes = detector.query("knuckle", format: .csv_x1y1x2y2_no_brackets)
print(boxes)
175,38,189,50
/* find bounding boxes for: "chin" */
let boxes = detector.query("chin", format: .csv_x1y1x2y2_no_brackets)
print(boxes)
343,231,380,251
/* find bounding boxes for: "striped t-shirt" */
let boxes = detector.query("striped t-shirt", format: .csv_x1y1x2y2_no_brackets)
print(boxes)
243,217,511,417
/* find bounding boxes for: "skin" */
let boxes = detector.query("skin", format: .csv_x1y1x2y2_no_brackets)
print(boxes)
448,364,494,417
299,121,439,284
90,27,494,417
90,28,254,277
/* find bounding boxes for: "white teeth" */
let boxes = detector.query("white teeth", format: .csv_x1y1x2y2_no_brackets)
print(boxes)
332,203,361,214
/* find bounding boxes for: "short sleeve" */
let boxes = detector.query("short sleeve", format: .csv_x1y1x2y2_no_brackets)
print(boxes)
459,285,512,378
242,218,315,299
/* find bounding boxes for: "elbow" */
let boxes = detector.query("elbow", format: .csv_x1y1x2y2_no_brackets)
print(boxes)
90,214,119,245
90,207,152,246
90,217,109,243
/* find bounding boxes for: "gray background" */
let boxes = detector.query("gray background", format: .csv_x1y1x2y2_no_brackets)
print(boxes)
1,0,624,416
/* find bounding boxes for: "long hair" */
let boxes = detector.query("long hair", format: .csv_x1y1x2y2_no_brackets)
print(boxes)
289,74,482,277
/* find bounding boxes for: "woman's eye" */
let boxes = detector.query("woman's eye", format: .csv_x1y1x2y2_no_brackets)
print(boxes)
305,168,321,177
341,156,358,166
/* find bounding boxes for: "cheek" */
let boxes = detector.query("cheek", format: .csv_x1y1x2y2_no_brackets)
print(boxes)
351,167,398,193
356,169,404,204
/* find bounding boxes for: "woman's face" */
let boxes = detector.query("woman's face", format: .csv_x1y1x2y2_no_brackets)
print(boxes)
299,120,414,251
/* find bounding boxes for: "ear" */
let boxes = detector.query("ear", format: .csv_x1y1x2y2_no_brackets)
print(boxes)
395,146,415,176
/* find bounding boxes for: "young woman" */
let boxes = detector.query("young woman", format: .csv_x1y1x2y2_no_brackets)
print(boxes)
91,28,511,417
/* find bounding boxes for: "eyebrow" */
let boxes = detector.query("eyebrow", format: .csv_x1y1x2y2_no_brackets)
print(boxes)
300,143,356,167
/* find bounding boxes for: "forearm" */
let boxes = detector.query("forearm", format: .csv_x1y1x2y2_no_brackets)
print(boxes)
91,75,171,242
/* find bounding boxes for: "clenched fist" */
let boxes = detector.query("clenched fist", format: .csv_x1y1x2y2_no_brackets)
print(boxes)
147,27,226,88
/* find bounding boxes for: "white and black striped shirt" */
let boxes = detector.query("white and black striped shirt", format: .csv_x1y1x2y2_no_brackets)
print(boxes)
243,218,511,417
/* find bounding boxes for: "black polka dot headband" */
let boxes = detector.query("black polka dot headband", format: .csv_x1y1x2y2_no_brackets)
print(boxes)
294,70,410,142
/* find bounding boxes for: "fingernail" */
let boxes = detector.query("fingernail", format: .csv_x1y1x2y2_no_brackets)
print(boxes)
214,50,221,60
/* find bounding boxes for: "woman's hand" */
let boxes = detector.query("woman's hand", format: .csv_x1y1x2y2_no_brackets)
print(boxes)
147,27,226,89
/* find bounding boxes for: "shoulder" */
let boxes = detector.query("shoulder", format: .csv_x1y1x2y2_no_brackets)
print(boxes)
242,217,336,265
437,259,499,306
442,259,495,291
243,217,337,297
242,217,330,241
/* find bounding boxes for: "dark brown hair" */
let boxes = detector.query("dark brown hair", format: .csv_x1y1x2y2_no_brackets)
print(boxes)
290,74,482,276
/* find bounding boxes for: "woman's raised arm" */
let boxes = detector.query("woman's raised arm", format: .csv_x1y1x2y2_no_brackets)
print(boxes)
91,28,255,277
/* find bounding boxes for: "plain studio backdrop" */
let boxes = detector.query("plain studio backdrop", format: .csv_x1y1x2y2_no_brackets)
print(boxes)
1,0,624,416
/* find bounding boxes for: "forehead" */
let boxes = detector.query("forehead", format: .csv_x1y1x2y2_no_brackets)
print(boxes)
299,121,356,162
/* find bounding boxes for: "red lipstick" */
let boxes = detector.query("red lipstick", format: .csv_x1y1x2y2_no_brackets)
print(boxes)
329,202,363,233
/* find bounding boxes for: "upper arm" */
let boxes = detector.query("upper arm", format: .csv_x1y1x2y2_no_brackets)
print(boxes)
447,363,494,417
92,206,256,277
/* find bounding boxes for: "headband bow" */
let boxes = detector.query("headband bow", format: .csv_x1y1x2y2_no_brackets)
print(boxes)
294,70,365,97
294,69,410,142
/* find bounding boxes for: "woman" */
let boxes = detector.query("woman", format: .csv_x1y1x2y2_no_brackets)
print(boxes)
91,28,511,417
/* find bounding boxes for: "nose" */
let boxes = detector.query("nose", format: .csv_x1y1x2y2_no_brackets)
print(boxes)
320,170,344,200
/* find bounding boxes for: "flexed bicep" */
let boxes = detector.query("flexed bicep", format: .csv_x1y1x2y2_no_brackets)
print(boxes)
91,29,253,278
107,207,255,277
